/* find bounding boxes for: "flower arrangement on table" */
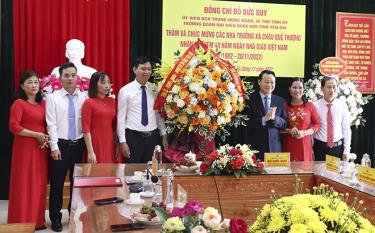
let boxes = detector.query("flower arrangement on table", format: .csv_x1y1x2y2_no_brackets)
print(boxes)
249,182,375,233
155,200,248,233
199,144,264,178
40,75,90,95
304,64,372,127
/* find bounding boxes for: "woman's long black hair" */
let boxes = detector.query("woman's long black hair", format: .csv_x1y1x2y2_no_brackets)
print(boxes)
286,78,308,107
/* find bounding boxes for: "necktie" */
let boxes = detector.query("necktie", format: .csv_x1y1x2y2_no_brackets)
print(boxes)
141,85,148,126
326,103,334,148
68,94,76,140
264,96,270,113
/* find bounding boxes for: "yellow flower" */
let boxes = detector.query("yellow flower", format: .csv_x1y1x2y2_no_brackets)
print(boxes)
267,215,285,232
319,207,339,224
166,109,176,119
163,217,185,232
202,116,211,125
289,223,308,233
219,155,229,166
177,114,189,125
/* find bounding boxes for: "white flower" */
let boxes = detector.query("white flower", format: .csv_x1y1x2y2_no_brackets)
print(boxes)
204,207,219,215
190,97,198,105
229,90,239,97
343,88,350,95
207,80,217,88
358,107,363,114
225,104,232,113
355,119,361,126
189,57,200,67
196,87,207,95
203,76,211,84
212,65,221,71
198,111,206,118
306,89,316,99
347,153,357,161
346,96,356,107
186,106,193,114
183,76,191,84
217,116,226,125
222,218,231,229
238,96,244,103
227,82,236,92
209,109,218,117
189,82,200,92
202,212,222,230
173,95,179,103
166,94,173,103
191,225,208,233
176,99,185,108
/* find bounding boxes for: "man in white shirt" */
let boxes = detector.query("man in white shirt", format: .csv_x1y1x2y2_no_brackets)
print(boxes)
313,76,351,161
117,57,168,163
46,62,87,232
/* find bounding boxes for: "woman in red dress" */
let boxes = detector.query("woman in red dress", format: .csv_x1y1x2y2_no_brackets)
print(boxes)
284,78,320,161
82,72,120,163
8,71,49,230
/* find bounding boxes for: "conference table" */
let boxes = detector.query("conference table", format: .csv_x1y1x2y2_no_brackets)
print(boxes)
68,162,375,233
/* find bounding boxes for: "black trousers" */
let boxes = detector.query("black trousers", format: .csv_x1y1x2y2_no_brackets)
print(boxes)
125,129,161,163
313,139,344,161
49,139,84,221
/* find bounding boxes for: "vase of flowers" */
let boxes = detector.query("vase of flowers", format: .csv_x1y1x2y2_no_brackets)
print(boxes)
155,200,248,233
304,64,373,127
199,144,264,178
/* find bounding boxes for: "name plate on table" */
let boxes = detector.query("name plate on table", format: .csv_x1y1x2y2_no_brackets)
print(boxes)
264,153,290,167
264,153,290,173
357,165,375,186
325,155,340,172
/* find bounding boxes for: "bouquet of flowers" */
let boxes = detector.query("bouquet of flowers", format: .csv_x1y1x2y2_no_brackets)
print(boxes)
249,184,375,233
199,144,264,178
156,200,248,233
153,40,252,141
304,64,372,127
40,75,90,95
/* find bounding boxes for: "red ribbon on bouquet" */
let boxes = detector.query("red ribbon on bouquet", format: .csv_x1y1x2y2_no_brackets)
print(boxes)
154,38,246,111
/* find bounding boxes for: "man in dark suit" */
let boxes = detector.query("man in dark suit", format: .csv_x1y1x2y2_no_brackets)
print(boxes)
246,70,287,161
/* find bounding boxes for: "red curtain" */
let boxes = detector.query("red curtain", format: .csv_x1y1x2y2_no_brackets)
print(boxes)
13,0,130,95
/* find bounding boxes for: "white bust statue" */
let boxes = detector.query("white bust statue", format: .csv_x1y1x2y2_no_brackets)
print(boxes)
51,39,97,78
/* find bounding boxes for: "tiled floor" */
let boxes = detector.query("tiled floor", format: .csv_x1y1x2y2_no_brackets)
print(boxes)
0,200,69,233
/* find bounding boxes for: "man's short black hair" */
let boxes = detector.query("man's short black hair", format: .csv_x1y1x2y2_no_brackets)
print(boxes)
59,62,77,76
321,76,336,87
258,70,276,80
133,57,151,69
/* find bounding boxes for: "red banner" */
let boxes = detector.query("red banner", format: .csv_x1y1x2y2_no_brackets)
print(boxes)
154,39,246,110
336,12,375,93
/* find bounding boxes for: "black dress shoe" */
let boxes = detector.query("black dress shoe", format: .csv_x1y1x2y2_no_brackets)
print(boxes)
51,220,63,232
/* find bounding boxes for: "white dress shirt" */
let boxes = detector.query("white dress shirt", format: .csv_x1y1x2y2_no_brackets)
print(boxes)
46,88,88,151
313,98,351,154
117,80,166,143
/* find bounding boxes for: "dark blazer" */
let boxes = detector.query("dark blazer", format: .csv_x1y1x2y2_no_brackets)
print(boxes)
245,92,287,161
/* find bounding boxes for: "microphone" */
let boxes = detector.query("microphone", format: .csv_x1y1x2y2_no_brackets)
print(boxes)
146,168,159,184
